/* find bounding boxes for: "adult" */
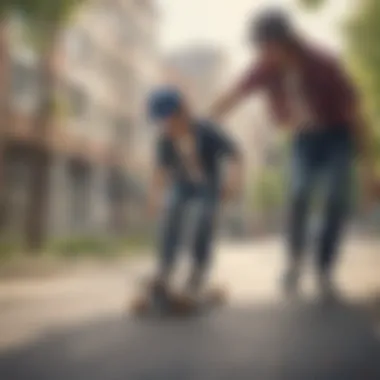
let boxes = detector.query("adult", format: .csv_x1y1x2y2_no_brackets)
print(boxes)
210,9,377,296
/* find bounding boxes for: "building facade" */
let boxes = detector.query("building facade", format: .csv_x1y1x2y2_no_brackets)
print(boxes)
1,0,160,242
165,44,228,115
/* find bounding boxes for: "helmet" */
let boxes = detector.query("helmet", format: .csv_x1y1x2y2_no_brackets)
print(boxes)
147,87,183,122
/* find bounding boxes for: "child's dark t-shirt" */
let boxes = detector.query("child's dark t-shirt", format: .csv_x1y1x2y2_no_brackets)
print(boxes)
156,120,239,190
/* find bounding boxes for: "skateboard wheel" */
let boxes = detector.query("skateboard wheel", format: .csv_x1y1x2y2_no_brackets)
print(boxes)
170,293,196,315
208,287,227,303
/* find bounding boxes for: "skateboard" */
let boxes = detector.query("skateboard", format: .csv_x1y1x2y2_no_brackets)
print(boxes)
129,284,227,318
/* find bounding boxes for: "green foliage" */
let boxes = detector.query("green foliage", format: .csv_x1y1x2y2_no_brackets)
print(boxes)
0,0,16,16
51,93,71,121
0,234,153,261
250,134,289,214
47,235,153,258
0,237,23,260
48,237,121,258
18,0,85,27
344,0,380,120
252,168,285,213
15,0,87,50
297,0,326,10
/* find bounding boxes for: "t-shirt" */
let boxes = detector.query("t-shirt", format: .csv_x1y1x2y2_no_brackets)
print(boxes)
236,43,357,128
156,120,238,190
174,133,204,184
284,68,315,127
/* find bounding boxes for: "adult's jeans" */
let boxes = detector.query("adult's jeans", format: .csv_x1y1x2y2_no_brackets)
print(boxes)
288,128,354,275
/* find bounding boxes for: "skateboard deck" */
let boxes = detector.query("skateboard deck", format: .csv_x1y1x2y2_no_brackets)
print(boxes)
129,286,227,318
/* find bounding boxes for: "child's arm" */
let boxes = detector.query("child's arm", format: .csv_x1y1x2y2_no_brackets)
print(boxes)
208,125,244,200
223,153,244,202
147,167,168,217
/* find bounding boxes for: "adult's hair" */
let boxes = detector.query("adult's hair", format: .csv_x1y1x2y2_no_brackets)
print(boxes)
249,9,295,46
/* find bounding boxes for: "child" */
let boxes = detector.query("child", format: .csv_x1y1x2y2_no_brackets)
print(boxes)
146,87,243,309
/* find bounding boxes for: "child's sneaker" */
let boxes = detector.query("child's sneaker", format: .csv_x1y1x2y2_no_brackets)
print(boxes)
317,272,339,304
150,279,172,315
282,263,301,297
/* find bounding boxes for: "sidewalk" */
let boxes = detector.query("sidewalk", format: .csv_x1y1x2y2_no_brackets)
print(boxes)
0,236,379,379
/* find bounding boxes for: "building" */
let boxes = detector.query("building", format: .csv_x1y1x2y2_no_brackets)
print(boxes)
0,0,160,242
165,44,229,115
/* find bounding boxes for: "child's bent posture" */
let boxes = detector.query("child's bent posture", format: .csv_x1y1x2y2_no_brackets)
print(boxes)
145,87,242,310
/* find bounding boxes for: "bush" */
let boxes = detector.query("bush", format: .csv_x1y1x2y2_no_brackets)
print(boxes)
252,168,285,213
0,238,23,261
48,237,120,258
119,235,154,251
47,235,154,258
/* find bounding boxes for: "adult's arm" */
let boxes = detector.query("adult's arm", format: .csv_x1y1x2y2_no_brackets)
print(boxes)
209,62,269,121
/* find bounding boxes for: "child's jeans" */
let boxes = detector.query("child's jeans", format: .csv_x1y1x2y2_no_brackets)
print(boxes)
288,127,354,275
158,183,219,281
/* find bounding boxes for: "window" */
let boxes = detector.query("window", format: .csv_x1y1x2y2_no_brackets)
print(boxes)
90,104,110,140
134,0,153,12
68,162,91,230
116,70,135,100
113,116,132,144
92,104,108,127
10,60,40,111
65,28,93,63
118,18,136,47
139,29,154,51
64,83,89,120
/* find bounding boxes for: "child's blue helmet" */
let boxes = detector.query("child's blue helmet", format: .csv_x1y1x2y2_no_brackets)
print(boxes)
147,87,183,122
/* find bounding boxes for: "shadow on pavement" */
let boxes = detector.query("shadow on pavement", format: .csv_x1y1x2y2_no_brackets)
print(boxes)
0,296,380,380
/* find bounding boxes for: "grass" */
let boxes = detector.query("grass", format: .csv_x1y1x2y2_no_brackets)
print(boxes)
0,235,154,262
46,235,154,259
0,238,24,262
0,235,154,279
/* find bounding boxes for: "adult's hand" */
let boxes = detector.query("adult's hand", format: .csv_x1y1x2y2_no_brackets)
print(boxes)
360,170,379,214
146,195,161,219
221,172,243,203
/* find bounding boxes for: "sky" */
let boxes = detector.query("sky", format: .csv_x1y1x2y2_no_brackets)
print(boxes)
156,0,351,74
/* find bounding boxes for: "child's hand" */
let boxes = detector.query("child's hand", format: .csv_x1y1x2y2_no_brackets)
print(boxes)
146,169,167,218
222,160,243,202
146,196,160,219
360,172,380,214
222,177,241,202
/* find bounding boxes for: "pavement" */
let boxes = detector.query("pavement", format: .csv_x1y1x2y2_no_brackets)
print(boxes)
0,236,380,380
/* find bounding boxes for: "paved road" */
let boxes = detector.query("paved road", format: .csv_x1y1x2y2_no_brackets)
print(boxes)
0,237,380,380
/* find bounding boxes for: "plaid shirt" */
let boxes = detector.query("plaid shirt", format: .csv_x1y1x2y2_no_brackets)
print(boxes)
237,43,358,128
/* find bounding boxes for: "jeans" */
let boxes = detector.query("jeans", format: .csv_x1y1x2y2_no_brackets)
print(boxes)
158,183,219,280
288,128,354,275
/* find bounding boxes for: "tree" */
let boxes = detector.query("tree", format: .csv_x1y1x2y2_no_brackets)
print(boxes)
298,0,325,10
0,3,13,139
0,0,25,230
252,168,284,212
17,0,88,249
0,7,10,230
